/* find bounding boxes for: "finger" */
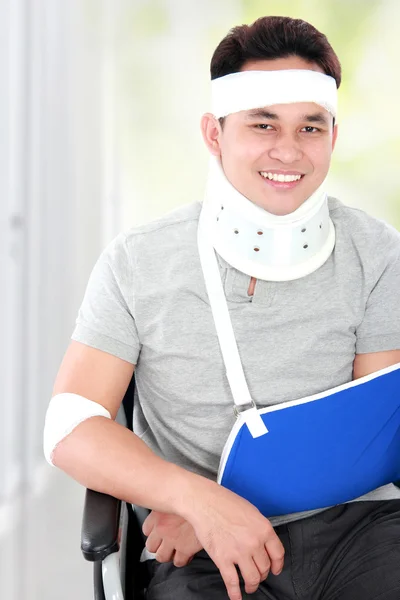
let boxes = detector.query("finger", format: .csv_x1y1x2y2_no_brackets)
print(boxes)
265,535,285,576
252,550,271,582
238,558,261,595
155,540,175,563
142,512,156,537
219,563,242,600
173,551,193,568
145,531,162,553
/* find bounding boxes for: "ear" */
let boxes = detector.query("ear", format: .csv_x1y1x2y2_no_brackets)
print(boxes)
200,113,223,157
332,122,339,151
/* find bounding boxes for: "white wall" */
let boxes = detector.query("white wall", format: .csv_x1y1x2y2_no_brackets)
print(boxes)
0,0,118,597
0,1,243,598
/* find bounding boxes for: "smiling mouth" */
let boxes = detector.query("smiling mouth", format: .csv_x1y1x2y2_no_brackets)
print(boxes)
259,172,305,189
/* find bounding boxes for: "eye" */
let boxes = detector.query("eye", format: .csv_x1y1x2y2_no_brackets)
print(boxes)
255,123,273,130
301,126,321,133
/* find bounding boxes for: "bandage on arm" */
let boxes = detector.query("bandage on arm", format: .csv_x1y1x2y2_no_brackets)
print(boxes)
43,393,112,465
43,341,206,517
44,399,211,518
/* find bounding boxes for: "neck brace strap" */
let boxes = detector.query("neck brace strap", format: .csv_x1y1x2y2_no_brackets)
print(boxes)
197,213,268,438
197,169,335,437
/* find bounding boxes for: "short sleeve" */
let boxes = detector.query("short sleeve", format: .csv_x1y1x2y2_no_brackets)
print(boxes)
356,225,400,354
71,232,140,364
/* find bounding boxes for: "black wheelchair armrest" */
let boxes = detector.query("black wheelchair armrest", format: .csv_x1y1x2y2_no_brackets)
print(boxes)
81,488,121,562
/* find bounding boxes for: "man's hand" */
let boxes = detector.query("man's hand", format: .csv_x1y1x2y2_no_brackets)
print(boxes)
180,480,285,600
142,510,203,567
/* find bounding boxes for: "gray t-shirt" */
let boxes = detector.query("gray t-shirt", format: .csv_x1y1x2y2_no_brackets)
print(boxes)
71,197,400,527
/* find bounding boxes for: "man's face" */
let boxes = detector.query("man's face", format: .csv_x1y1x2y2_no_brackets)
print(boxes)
201,56,338,216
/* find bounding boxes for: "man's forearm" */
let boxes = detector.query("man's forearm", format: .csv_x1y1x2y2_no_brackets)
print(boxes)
52,416,211,518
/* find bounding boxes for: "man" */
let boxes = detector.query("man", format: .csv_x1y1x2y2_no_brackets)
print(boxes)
44,16,400,600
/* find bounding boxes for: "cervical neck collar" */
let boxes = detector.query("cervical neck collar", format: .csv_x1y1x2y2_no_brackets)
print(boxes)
199,157,335,282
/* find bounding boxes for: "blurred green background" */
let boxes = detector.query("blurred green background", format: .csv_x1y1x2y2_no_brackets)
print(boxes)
110,0,400,229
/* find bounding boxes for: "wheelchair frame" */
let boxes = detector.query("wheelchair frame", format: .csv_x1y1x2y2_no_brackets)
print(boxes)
80,374,151,599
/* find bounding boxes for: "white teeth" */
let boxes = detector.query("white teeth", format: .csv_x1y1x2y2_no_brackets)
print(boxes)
260,172,302,182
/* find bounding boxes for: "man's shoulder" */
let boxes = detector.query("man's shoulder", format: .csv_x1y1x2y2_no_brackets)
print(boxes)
123,201,201,243
106,202,202,272
328,196,400,259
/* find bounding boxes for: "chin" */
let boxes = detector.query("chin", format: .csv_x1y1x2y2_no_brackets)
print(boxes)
257,198,305,216
269,206,300,216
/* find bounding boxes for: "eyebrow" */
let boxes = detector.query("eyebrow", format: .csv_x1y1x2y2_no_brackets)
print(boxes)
244,109,329,126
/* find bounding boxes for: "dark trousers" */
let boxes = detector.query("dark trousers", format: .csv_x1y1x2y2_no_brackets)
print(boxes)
146,500,400,599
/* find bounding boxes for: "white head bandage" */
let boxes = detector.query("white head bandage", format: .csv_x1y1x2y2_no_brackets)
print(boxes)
43,393,111,466
211,69,337,119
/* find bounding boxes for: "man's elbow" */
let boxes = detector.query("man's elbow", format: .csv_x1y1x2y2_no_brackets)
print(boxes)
352,349,400,380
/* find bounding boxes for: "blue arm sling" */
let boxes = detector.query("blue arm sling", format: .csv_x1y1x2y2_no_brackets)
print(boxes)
198,217,400,518
218,363,400,517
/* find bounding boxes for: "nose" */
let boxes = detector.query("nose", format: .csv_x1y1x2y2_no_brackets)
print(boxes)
268,132,303,164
